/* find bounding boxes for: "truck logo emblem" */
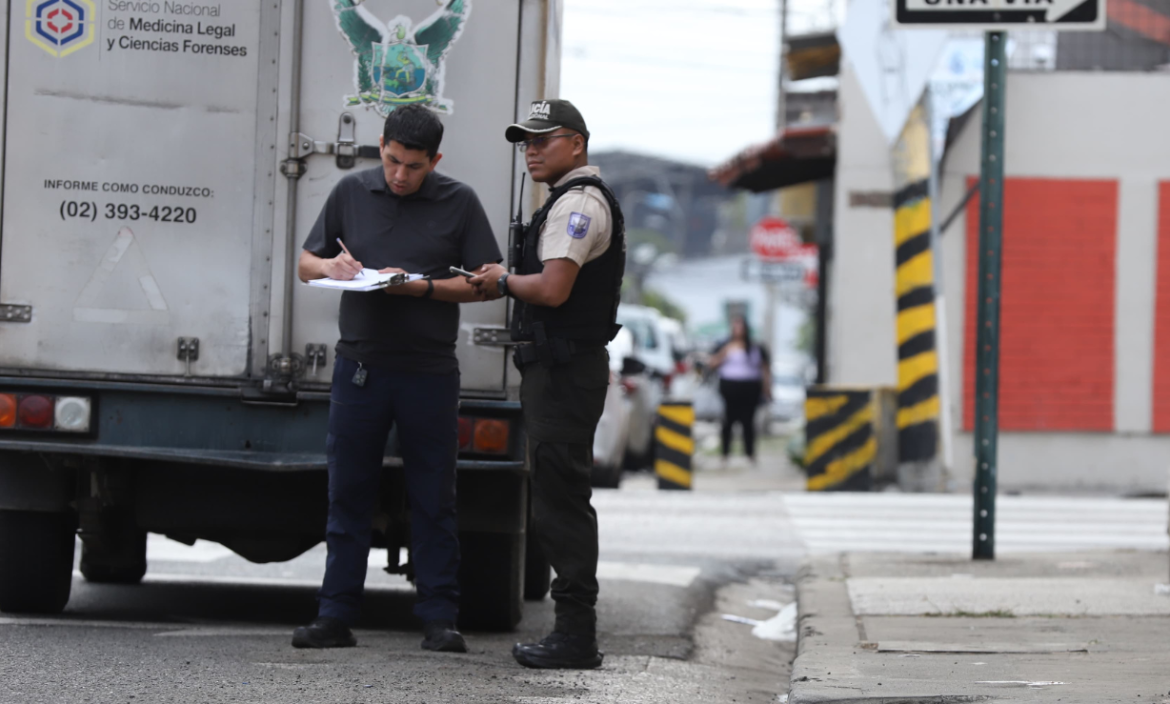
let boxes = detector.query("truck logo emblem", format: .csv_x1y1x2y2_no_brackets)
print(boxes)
25,0,96,58
330,0,472,116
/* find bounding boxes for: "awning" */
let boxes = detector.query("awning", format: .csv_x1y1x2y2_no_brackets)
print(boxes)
709,125,836,193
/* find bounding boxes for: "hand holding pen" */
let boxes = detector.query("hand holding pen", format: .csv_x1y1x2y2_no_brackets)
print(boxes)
325,237,363,280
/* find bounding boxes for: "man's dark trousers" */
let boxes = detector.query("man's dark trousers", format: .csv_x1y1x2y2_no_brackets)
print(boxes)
519,347,609,636
318,355,461,625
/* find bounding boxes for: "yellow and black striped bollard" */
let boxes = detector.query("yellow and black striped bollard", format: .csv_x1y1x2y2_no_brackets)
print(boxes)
654,401,694,490
804,388,876,491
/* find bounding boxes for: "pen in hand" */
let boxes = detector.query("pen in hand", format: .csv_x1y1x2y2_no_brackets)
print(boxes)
334,237,363,279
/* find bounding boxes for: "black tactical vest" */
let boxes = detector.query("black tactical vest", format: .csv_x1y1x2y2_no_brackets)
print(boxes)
510,176,626,343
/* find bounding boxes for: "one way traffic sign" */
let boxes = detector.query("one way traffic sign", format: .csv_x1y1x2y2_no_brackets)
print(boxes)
894,0,1105,29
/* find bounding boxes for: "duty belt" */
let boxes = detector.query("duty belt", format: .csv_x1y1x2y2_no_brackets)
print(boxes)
513,339,606,369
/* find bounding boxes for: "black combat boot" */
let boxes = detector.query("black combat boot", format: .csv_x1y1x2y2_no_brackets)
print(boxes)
421,620,468,653
512,631,603,669
291,616,356,649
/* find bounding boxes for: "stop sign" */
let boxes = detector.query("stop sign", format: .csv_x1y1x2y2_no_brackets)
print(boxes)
750,217,801,262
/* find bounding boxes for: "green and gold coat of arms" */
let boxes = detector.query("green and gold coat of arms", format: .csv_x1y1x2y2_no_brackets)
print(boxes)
330,0,471,115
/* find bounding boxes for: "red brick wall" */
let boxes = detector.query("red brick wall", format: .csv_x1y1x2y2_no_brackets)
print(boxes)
963,178,1118,432
1153,182,1170,433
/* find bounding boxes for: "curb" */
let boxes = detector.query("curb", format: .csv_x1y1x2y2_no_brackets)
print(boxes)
788,555,991,704
789,555,862,704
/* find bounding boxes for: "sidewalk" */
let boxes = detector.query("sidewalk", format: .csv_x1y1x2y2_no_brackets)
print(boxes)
791,550,1170,704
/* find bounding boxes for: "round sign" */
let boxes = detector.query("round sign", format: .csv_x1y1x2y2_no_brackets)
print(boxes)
750,217,801,262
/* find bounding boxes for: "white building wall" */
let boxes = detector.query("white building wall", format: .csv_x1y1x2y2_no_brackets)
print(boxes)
828,62,898,387
933,72,1170,492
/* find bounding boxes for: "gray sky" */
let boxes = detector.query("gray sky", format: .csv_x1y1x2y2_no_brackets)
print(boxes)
561,0,840,167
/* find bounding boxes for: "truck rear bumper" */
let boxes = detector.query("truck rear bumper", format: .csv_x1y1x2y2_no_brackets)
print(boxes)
0,438,524,473
0,377,523,473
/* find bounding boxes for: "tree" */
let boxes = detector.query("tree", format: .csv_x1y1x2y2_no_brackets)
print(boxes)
641,289,686,324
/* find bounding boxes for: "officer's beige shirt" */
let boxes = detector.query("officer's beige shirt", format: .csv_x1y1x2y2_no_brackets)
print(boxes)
536,165,612,266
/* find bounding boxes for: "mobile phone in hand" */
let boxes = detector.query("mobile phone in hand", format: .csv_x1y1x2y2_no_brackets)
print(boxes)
449,266,476,278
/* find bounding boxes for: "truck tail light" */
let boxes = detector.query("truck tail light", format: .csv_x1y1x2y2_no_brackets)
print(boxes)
55,397,92,433
472,419,509,455
0,394,15,428
17,395,53,428
0,392,92,433
457,416,474,451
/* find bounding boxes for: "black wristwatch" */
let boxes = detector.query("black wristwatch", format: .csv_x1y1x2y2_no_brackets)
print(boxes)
423,278,434,299
497,273,510,298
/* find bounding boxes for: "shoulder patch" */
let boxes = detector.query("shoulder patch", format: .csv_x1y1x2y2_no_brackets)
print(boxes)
567,212,591,239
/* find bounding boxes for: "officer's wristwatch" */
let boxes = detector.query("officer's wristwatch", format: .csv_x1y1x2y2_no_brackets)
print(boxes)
497,273,510,298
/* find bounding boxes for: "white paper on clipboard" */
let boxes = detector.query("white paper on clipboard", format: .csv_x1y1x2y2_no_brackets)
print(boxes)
305,269,424,292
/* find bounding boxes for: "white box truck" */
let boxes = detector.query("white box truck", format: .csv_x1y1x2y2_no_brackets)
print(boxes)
0,0,562,630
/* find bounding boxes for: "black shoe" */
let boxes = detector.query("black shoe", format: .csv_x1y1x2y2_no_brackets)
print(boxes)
512,632,603,669
421,620,468,653
291,617,356,649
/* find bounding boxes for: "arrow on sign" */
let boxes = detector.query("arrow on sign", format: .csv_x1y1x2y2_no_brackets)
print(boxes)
1047,0,1087,21
896,0,1103,27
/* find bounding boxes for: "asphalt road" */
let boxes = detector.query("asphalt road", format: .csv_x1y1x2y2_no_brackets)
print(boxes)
0,461,805,704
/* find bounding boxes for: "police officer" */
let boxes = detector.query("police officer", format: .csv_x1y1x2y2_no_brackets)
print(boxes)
470,100,624,670
292,105,501,653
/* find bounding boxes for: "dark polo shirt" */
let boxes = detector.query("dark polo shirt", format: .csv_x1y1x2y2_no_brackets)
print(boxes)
303,167,501,374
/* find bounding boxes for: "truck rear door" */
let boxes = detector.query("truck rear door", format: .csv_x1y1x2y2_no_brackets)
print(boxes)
285,0,518,393
0,1,278,379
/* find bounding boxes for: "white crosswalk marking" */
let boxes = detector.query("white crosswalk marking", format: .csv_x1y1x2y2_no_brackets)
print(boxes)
781,493,1170,554
595,491,804,561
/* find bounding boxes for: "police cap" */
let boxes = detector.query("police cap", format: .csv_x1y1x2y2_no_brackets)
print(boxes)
505,99,589,143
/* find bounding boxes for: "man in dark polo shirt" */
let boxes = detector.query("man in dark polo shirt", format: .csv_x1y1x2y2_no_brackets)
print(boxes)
292,105,501,654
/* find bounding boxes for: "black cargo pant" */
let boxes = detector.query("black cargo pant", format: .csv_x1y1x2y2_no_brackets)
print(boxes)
519,346,609,636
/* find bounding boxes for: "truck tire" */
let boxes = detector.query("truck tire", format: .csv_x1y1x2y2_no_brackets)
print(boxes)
457,531,523,631
0,510,76,614
80,516,147,585
523,524,551,601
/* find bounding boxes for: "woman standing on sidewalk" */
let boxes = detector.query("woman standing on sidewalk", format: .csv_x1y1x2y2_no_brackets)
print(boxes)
709,315,771,465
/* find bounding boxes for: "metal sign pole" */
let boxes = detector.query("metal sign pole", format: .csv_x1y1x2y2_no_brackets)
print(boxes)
973,31,1005,560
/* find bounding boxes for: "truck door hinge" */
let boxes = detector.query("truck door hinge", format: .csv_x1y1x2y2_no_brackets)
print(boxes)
280,113,379,179
0,304,31,323
177,337,199,376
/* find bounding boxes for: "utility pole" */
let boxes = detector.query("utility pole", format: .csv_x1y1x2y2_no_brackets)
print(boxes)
777,0,788,130
972,31,1005,560
764,0,788,362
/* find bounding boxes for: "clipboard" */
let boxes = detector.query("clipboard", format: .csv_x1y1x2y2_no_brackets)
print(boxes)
306,268,425,292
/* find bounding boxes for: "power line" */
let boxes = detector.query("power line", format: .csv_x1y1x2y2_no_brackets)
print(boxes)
567,0,779,16
564,42,778,61
562,45,778,72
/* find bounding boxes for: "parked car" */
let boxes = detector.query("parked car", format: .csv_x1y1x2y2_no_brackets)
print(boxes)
692,371,724,422
656,316,700,401
613,305,677,469
617,305,674,377
769,371,807,422
591,329,634,488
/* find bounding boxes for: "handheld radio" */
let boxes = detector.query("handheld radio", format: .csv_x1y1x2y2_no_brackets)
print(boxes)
508,173,526,271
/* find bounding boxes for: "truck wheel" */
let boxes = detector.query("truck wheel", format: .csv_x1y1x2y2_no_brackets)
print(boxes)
523,525,551,601
80,516,147,585
0,510,76,614
457,531,523,631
